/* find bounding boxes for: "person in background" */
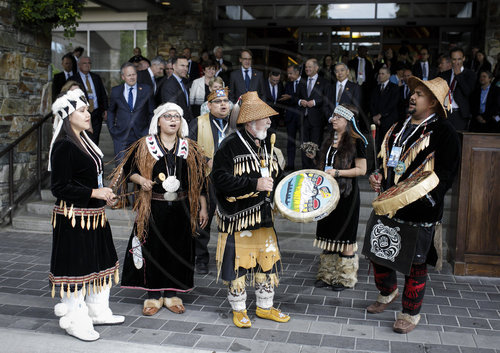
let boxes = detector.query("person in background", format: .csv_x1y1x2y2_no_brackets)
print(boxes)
413,47,438,81
213,46,233,84
229,49,265,103
160,56,193,122
320,55,335,84
438,55,452,73
200,77,234,116
190,59,217,117
263,71,285,129
470,70,500,133
137,56,165,96
473,50,492,75
182,47,200,83
398,68,413,120
73,56,108,145
53,53,75,99
169,47,177,59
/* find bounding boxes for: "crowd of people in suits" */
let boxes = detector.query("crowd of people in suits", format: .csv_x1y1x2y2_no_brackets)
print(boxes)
51,42,500,187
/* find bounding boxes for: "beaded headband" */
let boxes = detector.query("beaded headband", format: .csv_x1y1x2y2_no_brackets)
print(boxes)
333,105,368,147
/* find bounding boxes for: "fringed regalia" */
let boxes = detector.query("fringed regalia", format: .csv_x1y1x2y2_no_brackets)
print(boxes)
111,134,207,293
314,138,367,252
211,129,282,284
49,137,119,298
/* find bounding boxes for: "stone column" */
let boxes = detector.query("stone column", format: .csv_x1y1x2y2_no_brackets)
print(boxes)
0,1,52,214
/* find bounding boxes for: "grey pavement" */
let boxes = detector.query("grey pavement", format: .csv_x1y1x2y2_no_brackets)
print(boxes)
0,229,499,353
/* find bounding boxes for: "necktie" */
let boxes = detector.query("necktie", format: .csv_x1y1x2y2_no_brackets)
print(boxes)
216,118,225,143
423,62,428,80
379,83,384,93
307,78,314,96
244,70,250,90
404,85,409,99
336,83,343,104
127,87,134,111
272,85,276,102
294,80,298,93
152,75,156,93
85,74,94,112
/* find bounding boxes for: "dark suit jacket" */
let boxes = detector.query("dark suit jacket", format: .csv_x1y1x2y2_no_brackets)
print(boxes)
214,58,232,84
263,80,285,115
297,76,330,127
229,67,265,102
73,72,108,115
370,81,400,131
398,84,412,120
325,80,362,118
439,68,477,118
137,69,157,95
187,60,200,84
160,75,193,122
282,79,303,123
52,72,70,99
470,85,500,124
106,83,155,145
412,61,438,81
348,57,375,86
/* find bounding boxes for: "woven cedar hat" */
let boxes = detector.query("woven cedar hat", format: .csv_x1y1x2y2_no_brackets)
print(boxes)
408,76,449,118
236,91,279,124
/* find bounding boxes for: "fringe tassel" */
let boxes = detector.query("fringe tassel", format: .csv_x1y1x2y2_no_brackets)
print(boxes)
114,267,119,284
51,283,55,298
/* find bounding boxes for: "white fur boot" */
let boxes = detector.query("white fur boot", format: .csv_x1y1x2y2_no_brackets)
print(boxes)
85,287,125,325
54,290,99,341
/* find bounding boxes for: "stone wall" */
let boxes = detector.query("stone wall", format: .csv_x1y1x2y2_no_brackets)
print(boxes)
485,0,500,68
147,0,214,60
0,1,52,218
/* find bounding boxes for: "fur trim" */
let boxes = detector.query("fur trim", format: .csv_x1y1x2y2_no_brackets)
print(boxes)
143,298,163,309
164,297,183,308
377,288,399,304
228,287,247,312
229,275,247,293
397,312,421,325
54,303,68,317
316,253,338,285
333,254,359,288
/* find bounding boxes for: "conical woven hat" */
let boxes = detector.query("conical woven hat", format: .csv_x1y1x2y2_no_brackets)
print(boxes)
408,76,449,118
236,91,279,124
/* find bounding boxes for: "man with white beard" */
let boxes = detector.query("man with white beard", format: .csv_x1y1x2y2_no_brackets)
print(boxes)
211,91,290,328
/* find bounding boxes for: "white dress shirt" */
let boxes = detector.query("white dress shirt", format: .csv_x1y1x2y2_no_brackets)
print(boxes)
123,83,137,108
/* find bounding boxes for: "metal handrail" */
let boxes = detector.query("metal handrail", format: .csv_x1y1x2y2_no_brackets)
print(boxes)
0,112,53,225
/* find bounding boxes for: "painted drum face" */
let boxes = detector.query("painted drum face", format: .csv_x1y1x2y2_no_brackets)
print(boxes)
275,169,340,223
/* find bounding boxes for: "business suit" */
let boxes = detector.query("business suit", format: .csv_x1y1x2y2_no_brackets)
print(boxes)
297,75,330,168
52,71,72,99
439,68,477,130
263,80,285,129
412,61,438,81
106,83,155,162
398,83,412,121
228,67,265,103
187,59,200,84
470,85,500,133
370,81,400,147
282,79,303,169
325,80,362,118
74,71,108,145
188,113,229,268
348,56,375,130
137,69,158,95
160,75,193,123
214,58,232,84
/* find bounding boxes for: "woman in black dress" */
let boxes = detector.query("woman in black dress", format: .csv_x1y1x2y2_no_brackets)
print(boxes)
113,102,208,316
49,89,124,342
308,104,367,291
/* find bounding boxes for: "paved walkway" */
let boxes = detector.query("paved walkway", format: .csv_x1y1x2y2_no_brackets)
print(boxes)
0,229,499,353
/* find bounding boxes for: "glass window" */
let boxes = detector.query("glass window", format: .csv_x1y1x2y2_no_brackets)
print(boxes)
136,30,148,58
276,5,307,18
310,4,375,19
377,3,410,18
414,3,447,17
51,31,86,73
450,2,473,18
218,5,240,20
242,6,273,20
300,30,329,52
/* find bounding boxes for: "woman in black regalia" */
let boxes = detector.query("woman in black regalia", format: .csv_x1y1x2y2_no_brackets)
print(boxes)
307,104,367,291
112,102,208,316
49,89,124,342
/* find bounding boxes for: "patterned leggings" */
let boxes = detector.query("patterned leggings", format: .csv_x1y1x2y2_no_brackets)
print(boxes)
372,261,428,315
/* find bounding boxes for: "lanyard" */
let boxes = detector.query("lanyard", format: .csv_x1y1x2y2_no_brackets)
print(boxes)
212,118,227,142
80,137,102,175
393,114,436,149
325,145,338,167
237,130,268,167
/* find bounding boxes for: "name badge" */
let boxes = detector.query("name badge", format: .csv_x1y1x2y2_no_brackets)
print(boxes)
324,165,333,172
97,172,103,189
260,167,270,178
387,146,402,168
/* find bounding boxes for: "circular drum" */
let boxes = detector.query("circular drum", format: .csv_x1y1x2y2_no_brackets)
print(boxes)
372,170,439,218
274,169,340,223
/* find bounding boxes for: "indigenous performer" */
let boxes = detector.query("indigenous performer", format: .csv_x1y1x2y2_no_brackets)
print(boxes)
113,102,208,316
365,77,460,333
188,87,232,274
212,91,290,328
307,104,367,291
49,89,124,342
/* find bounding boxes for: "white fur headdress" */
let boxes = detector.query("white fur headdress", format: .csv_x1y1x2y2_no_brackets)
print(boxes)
148,102,189,137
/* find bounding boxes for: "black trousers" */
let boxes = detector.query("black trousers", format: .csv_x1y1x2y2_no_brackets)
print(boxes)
285,116,302,169
195,184,216,265
301,117,324,169
88,109,104,145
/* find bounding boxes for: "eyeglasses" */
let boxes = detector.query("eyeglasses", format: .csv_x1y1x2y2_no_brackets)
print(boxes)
211,99,229,104
161,114,181,121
